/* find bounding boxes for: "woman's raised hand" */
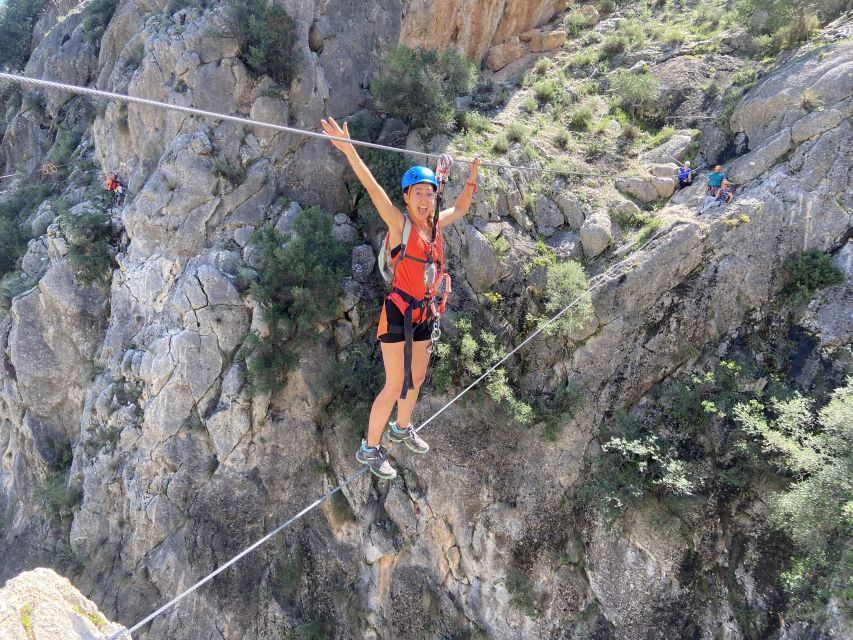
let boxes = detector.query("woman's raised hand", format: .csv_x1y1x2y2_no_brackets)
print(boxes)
468,157,481,184
320,117,354,156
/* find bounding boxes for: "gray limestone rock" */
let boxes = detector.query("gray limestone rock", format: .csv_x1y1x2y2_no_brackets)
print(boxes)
580,213,614,257
616,176,659,203
651,175,677,198
729,127,792,184
20,239,49,279
555,191,586,230
613,200,642,219
791,108,844,144
545,229,582,261
352,244,376,280
648,162,678,178
642,130,694,164
461,224,503,291
533,195,563,236
0,568,125,639
232,225,255,248
332,221,359,245
275,201,303,238
730,43,853,147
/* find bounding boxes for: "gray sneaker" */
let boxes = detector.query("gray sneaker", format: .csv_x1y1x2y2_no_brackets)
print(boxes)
388,421,430,454
355,441,397,480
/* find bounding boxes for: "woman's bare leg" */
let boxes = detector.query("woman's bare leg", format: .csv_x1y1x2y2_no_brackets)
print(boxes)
395,339,432,428
365,341,405,447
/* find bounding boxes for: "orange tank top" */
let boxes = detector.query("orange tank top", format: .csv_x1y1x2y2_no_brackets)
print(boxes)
388,222,444,322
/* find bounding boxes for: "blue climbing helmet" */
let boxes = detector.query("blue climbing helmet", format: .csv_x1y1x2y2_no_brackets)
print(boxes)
401,166,438,193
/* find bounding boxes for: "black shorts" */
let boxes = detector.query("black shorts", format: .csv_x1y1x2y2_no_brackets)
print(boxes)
378,298,431,343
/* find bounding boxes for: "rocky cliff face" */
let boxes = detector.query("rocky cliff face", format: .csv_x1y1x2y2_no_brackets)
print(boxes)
0,2,851,640
400,0,568,62
0,568,125,639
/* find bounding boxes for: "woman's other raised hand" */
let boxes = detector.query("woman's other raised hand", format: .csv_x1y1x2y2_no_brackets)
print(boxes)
320,117,354,156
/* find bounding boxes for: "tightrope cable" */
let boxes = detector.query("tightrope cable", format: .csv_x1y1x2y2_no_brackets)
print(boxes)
106,226,667,640
1,72,626,179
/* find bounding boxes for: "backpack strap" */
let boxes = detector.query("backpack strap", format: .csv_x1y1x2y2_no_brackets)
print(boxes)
390,214,412,283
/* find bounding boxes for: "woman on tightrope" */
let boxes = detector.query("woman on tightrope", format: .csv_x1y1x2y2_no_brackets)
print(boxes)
321,116,480,480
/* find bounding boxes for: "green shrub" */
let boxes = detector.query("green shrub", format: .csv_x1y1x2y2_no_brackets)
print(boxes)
586,412,694,518
457,110,491,133
554,128,571,149
345,112,408,212
521,95,538,114
0,0,48,69
486,232,511,256
618,20,647,49
492,134,510,154
81,0,119,45
564,9,596,35
610,206,651,229
226,0,298,85
506,122,527,143
322,344,384,436
585,139,603,159
647,125,676,147
432,316,532,426
731,66,758,87
533,260,593,337
600,33,629,57
505,567,537,616
534,58,551,75
703,81,720,98
271,545,304,604
48,124,86,165
241,208,350,392
37,469,81,526
371,45,478,130
123,41,144,70
734,0,836,38
662,27,686,45
293,620,330,640
740,378,853,624
781,249,843,305
622,122,642,141
0,182,54,276
211,156,246,185
569,105,594,130
597,0,616,15
608,69,663,120
537,383,584,441
533,79,558,103
0,272,36,314
566,47,600,68
59,198,118,286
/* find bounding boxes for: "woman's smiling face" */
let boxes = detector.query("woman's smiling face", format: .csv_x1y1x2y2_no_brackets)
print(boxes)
404,183,436,223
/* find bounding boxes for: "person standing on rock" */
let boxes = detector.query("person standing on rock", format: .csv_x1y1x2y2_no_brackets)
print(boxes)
707,164,727,194
321,116,481,480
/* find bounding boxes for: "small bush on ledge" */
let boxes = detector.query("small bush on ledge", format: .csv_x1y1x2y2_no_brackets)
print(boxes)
227,0,299,85
241,207,349,392
782,249,843,306
371,44,478,130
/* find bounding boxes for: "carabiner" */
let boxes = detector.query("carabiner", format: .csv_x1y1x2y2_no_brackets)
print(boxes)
426,319,441,354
